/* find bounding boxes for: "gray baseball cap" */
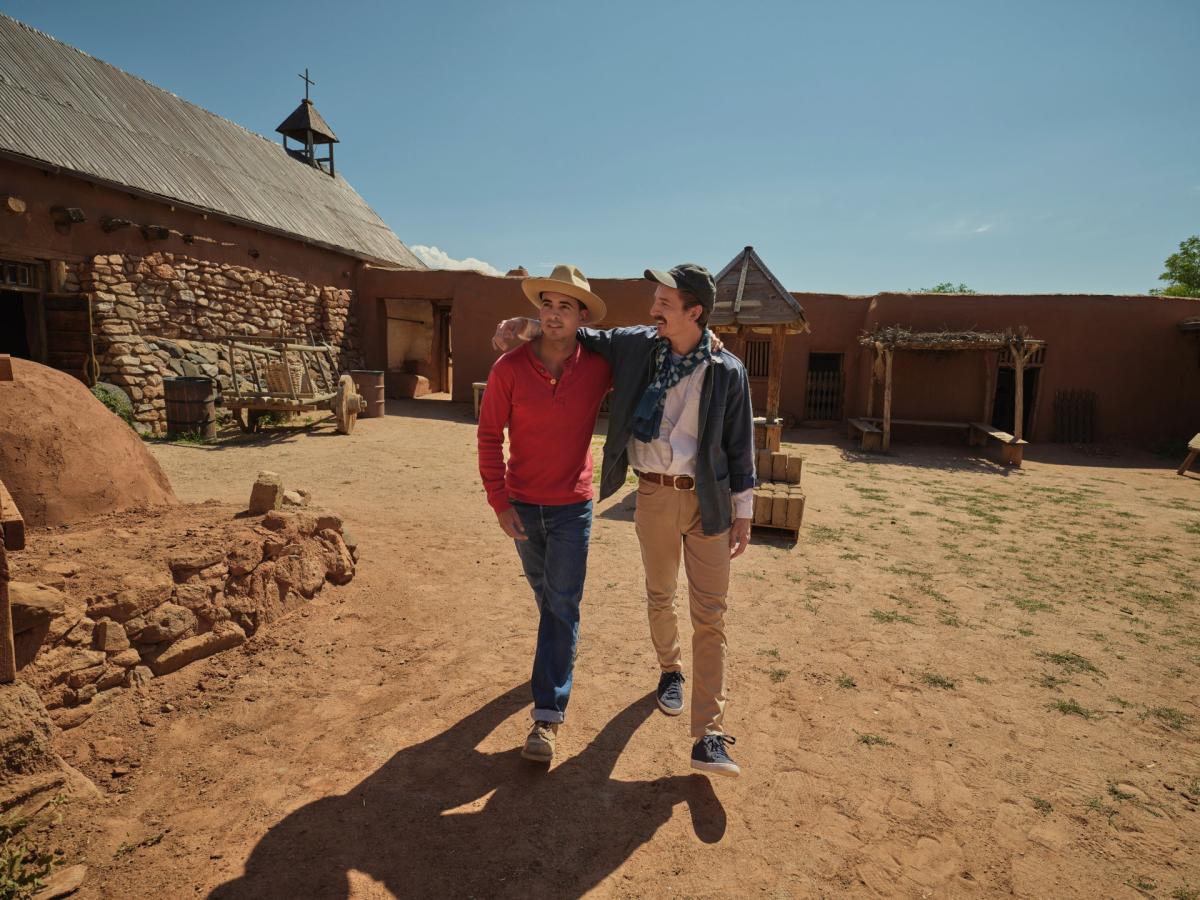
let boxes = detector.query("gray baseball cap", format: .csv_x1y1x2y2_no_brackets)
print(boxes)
644,263,716,313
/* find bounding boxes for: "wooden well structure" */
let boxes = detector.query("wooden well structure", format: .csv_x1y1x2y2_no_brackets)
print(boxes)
711,247,808,451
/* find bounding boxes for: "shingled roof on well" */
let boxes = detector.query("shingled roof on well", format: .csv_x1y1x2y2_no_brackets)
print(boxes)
0,14,422,268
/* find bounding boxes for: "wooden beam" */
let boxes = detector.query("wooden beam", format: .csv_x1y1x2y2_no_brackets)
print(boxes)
1013,344,1027,442
866,345,879,419
982,350,994,424
881,348,894,451
0,479,24,552
765,324,787,420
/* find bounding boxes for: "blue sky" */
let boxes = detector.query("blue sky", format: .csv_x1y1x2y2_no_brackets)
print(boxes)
5,0,1197,293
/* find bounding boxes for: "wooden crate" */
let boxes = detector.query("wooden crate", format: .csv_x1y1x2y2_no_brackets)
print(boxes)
751,450,805,539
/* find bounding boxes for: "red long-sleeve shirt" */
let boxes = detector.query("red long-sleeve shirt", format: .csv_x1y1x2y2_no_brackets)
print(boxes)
477,342,612,514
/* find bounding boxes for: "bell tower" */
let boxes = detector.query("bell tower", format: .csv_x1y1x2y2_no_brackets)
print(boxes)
275,68,339,176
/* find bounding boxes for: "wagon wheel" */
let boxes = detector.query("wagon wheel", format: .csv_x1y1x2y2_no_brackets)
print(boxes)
237,409,263,434
333,375,361,435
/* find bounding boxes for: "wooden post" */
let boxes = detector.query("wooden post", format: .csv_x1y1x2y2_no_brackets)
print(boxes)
982,351,994,424
881,348,894,451
1013,343,1026,442
0,532,15,684
765,325,787,421
866,344,880,419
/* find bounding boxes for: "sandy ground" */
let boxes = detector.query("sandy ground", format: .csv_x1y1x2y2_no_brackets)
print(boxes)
13,399,1200,899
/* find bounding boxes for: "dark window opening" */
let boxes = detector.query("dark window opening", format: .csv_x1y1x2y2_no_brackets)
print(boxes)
0,290,31,358
807,352,843,373
992,366,1039,435
745,340,771,378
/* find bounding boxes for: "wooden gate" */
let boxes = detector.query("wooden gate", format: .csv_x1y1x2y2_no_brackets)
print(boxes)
1052,389,1097,443
804,369,844,421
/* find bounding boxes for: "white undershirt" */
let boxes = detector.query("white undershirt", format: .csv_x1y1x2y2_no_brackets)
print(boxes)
627,358,754,520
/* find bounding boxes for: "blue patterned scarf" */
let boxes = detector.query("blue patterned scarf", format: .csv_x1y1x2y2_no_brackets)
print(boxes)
631,330,714,443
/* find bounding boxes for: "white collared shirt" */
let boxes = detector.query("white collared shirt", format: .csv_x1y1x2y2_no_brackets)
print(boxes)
628,358,754,520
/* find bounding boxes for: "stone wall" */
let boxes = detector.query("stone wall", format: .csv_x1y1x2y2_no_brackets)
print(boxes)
82,251,361,433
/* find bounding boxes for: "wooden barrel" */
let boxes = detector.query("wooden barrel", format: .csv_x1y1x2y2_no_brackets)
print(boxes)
349,370,386,418
164,376,217,440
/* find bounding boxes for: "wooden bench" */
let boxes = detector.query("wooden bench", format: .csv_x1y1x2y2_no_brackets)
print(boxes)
968,422,1028,466
846,417,883,451
1178,433,1200,477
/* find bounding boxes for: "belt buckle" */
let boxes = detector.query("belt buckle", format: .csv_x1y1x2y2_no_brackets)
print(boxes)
672,474,694,491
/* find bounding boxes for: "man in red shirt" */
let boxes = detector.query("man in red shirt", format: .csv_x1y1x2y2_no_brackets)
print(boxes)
477,264,612,765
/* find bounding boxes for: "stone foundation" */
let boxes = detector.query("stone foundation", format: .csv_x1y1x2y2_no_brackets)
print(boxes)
80,252,361,433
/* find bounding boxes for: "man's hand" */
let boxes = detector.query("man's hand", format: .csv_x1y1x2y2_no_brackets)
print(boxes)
711,333,725,353
496,507,528,541
729,517,751,559
492,317,540,352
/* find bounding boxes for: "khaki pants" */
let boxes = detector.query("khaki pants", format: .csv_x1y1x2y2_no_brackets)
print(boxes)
633,479,730,738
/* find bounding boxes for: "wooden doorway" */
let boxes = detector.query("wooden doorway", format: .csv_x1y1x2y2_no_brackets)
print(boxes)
804,352,844,422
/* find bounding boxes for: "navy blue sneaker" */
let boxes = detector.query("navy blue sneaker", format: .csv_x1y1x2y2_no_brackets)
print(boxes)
656,670,685,716
691,734,740,777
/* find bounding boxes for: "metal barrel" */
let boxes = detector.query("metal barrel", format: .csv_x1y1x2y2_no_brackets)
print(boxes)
164,376,217,439
349,370,386,419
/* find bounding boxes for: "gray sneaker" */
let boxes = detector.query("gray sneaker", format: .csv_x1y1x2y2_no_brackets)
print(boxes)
521,720,558,763
656,670,685,716
691,734,740,777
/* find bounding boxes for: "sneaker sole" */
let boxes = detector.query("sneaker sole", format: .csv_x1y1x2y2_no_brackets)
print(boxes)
656,697,684,716
521,747,553,763
691,759,741,777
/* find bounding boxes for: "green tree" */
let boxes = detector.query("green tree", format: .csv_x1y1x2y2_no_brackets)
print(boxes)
914,282,977,294
1153,235,1200,297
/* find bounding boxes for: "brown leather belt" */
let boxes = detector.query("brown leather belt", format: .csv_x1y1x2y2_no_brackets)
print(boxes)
636,470,695,490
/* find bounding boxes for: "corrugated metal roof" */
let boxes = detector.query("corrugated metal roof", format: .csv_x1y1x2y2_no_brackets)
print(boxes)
0,14,422,268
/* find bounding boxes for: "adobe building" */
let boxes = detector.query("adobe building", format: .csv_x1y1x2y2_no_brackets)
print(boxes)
0,14,422,432
361,250,1200,446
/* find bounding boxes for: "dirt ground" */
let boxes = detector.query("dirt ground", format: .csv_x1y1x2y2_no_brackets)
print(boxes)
13,399,1200,899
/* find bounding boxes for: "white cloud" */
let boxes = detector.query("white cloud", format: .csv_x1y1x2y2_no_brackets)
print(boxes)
411,245,503,276
974,224,992,233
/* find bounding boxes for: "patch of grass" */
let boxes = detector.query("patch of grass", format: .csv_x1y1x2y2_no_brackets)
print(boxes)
0,819,55,898
1038,673,1069,690
1173,885,1200,900
1125,876,1157,893
115,831,165,857
1050,698,1095,720
1035,651,1101,675
768,668,790,684
1013,596,1053,613
760,648,781,660
1108,696,1133,709
838,551,864,561
836,674,857,689
936,610,961,627
1085,795,1117,817
1031,796,1053,814
870,609,915,624
856,732,893,747
1108,783,1136,801
1144,707,1191,730
920,672,956,690
1184,520,1200,536
807,525,844,544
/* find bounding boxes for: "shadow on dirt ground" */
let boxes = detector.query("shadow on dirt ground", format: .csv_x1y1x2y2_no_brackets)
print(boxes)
209,685,726,899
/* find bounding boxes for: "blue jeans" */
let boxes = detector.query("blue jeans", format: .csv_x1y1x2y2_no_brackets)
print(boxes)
512,499,592,723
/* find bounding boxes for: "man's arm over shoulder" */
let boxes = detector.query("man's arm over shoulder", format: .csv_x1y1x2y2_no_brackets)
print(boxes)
476,354,517,514
720,354,756,492
576,325,656,363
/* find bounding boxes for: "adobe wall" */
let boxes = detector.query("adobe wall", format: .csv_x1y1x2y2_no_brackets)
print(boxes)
361,269,1200,443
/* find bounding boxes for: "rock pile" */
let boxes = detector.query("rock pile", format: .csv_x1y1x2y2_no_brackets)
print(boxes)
15,507,358,730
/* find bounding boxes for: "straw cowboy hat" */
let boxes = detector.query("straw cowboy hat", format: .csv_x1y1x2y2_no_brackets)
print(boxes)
521,264,607,324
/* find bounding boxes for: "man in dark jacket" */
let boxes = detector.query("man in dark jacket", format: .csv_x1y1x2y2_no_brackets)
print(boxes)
494,263,755,777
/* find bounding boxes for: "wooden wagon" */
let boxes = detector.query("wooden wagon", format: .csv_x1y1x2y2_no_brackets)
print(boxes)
221,335,366,434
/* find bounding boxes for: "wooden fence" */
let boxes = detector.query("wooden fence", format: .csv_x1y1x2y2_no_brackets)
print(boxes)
804,370,845,421
1052,389,1097,443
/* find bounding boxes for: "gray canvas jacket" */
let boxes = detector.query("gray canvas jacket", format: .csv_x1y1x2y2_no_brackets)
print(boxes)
578,325,756,535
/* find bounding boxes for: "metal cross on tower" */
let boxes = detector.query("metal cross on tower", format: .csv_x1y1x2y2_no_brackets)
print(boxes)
299,68,315,101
